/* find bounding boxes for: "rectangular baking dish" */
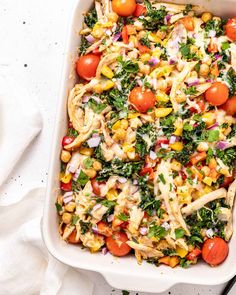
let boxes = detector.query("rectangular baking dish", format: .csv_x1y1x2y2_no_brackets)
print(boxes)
42,0,236,292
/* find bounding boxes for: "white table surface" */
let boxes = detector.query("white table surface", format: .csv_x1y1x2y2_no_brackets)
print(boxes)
0,0,234,294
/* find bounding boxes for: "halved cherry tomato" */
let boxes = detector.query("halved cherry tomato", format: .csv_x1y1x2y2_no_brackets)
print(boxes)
76,54,100,80
202,237,229,266
129,87,156,113
133,4,146,17
112,0,136,17
205,82,229,106
121,26,129,44
221,176,234,188
187,248,202,260
190,151,207,165
67,229,80,244
140,167,154,180
60,180,72,191
91,178,105,196
137,42,150,53
180,16,195,31
226,17,236,41
62,136,74,147
221,96,236,116
208,40,218,53
189,100,205,113
106,231,131,256
97,221,113,237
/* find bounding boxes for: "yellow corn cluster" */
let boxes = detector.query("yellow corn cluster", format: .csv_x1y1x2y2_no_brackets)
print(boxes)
176,246,188,258
112,119,129,141
155,107,172,118
101,65,114,79
170,142,183,151
150,65,174,78
156,90,169,103
107,189,118,200
202,112,215,127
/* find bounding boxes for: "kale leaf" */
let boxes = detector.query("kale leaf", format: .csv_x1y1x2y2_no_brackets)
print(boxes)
84,8,97,28
225,67,236,97
135,123,157,158
205,19,225,37
216,147,236,169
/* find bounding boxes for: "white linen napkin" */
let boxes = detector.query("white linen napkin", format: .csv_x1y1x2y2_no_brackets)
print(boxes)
0,69,94,294
0,69,42,186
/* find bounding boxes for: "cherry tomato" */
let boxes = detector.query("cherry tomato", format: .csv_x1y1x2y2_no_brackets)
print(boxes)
205,82,229,106
202,237,229,266
221,176,234,188
60,180,72,191
121,26,129,44
137,42,150,53
129,87,156,113
187,248,202,260
62,136,74,147
226,17,236,41
76,54,100,80
112,0,136,17
91,178,105,196
97,221,113,237
139,167,154,180
106,231,131,256
180,16,195,31
133,4,146,17
67,229,80,244
221,96,236,116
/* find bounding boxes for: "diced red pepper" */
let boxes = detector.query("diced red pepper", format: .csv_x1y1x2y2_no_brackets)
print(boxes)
221,176,234,188
140,167,154,180
121,26,129,44
190,151,207,165
133,4,146,17
179,170,187,180
137,42,150,53
62,136,74,147
187,248,202,260
60,180,72,191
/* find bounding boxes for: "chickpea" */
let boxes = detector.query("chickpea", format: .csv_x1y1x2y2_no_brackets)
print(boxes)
201,12,212,23
138,61,150,75
93,160,102,171
62,212,72,224
212,16,221,22
156,30,166,40
113,129,126,141
156,78,167,91
199,63,210,77
202,166,210,177
171,160,182,171
197,142,209,152
65,202,76,213
174,176,183,186
92,28,105,39
128,51,138,59
137,30,146,39
83,168,97,178
190,71,198,78
107,12,119,22
120,119,129,130
61,150,71,163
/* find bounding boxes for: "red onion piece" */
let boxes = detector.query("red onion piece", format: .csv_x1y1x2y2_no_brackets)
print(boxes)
169,135,178,144
63,191,73,198
87,136,101,148
149,150,157,160
102,247,108,255
132,186,139,194
93,203,102,211
82,95,89,103
164,14,172,25
214,54,221,60
207,123,219,130
113,32,121,41
161,222,171,231
206,78,214,83
169,59,176,65
208,30,216,38
85,34,95,43
206,228,214,238
136,79,143,87
216,141,228,150
63,196,73,204
187,80,199,87
139,227,148,235
92,225,99,235
118,177,127,183
107,214,114,222
133,179,138,185
149,57,159,66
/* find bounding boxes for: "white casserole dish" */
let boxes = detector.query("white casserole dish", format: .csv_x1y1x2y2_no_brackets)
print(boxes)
42,0,236,292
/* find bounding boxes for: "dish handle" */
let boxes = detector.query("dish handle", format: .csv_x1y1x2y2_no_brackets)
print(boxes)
101,271,175,293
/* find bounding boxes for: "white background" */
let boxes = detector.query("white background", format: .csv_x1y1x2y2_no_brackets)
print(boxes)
0,0,234,294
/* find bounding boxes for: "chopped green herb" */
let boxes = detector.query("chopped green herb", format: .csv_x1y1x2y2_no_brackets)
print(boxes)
117,212,129,221
79,220,91,234
207,130,219,142
158,173,166,184
68,128,79,138
83,157,94,169
135,123,157,158
183,4,193,15
175,228,185,239
221,42,230,51
77,170,89,186
55,203,62,213
184,86,197,95
148,222,167,240
72,215,79,225
84,8,97,28
88,99,107,114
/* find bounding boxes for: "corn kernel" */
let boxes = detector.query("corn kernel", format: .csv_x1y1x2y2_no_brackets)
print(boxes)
101,21,113,28
60,173,72,184
92,24,105,38
61,150,71,163
150,65,174,78
62,212,72,224
102,80,115,91
123,143,135,153
170,142,183,151
152,49,162,59
201,12,212,23
203,186,213,194
176,246,188,258
112,120,121,131
79,147,94,156
156,90,169,102
155,107,172,118
140,53,151,62
101,65,114,79
202,112,215,127
203,176,213,186
171,160,182,171
128,112,140,119
148,33,162,43
177,186,189,198
120,119,129,130
93,83,103,94
65,202,76,213
113,129,126,141
174,126,183,136
107,189,118,200
107,12,119,22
